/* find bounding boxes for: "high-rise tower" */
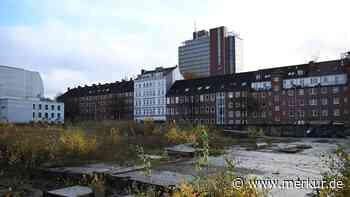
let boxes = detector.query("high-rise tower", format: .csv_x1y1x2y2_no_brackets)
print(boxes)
178,26,243,79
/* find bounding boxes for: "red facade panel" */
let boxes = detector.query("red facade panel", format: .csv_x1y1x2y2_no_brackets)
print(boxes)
210,27,226,76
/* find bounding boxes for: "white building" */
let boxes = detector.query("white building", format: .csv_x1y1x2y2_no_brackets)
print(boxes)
134,66,182,122
0,65,64,123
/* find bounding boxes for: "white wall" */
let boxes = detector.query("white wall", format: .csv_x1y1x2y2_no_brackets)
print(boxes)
0,65,44,99
0,98,64,123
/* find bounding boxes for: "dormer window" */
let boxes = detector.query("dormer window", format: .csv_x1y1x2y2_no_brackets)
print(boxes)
256,74,261,80
297,70,304,76
197,86,202,90
205,86,210,90
185,88,190,92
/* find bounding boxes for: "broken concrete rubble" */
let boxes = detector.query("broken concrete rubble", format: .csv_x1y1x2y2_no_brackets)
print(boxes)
45,163,144,177
111,170,193,189
277,144,312,153
165,143,195,157
47,185,92,197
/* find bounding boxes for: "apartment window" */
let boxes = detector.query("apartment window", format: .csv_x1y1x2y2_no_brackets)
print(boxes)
299,99,305,106
32,112,35,119
256,74,261,80
33,104,35,110
235,111,241,118
333,97,340,105
51,105,55,110
228,111,234,118
299,89,304,96
57,113,61,119
312,110,318,117
228,92,234,98
45,105,48,110
235,102,240,108
287,90,294,96
200,95,204,102
51,113,54,119
38,112,42,118
321,87,327,94
275,105,280,112
235,92,241,98
333,87,340,94
210,94,215,101
289,111,294,117
228,102,234,109
322,110,328,117
273,86,280,92
334,109,340,117
309,88,317,95
58,105,61,111
297,70,304,76
322,98,328,105
309,99,317,106
39,104,42,110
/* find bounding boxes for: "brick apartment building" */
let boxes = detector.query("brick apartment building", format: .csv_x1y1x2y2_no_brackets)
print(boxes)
59,53,350,127
167,57,350,126
58,80,133,121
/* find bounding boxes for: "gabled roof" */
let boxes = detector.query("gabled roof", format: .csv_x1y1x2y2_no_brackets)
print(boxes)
141,66,177,75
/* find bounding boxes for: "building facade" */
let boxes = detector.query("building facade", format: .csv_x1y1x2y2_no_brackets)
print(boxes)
167,57,350,126
134,66,182,122
58,80,133,121
178,26,243,78
0,65,64,123
0,65,44,99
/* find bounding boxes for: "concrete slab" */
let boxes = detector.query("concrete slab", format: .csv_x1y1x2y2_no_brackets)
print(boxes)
46,163,144,176
112,170,194,188
47,186,92,197
165,143,195,157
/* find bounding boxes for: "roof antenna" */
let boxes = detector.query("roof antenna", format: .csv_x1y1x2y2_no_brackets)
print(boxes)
194,20,197,33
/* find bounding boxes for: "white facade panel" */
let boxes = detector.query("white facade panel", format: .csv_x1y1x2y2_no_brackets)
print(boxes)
0,65,44,99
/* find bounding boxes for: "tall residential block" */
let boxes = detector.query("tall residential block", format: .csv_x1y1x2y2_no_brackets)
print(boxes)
178,26,243,79
134,66,182,122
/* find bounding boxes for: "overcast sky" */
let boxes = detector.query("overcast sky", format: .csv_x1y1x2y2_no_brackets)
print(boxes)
0,0,349,98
